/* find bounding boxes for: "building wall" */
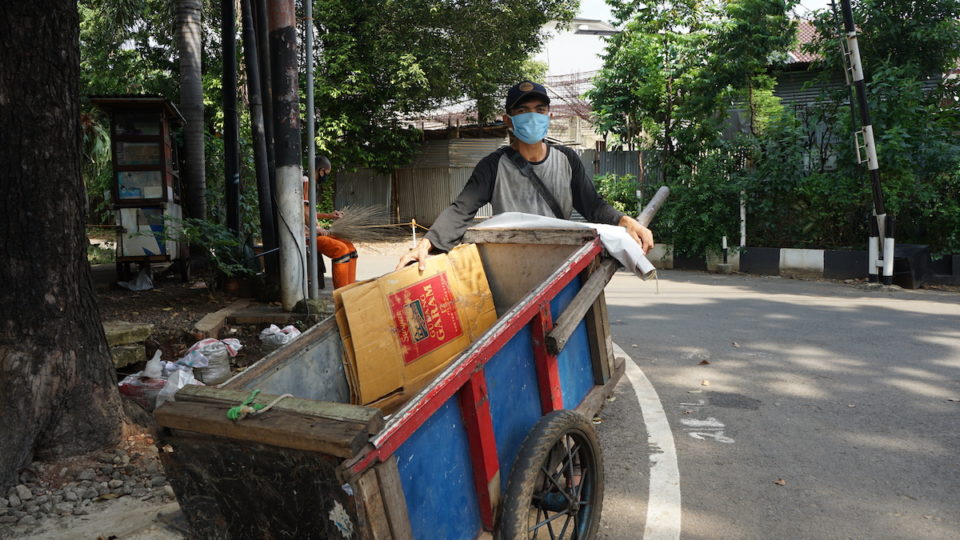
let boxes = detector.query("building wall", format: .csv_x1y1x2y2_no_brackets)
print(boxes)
334,169,391,210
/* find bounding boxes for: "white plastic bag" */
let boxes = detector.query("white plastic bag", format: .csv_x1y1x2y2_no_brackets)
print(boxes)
188,338,242,385
259,324,302,352
155,368,203,408
143,350,163,378
117,266,154,291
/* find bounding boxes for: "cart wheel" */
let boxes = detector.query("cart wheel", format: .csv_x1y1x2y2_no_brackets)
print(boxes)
498,410,604,540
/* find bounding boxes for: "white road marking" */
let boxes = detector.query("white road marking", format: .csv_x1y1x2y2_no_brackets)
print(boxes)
614,343,682,540
679,417,725,429
678,403,735,443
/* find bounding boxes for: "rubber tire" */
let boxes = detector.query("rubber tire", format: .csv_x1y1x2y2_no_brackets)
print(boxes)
498,410,604,540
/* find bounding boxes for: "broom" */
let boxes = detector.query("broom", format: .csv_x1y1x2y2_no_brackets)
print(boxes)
327,205,396,243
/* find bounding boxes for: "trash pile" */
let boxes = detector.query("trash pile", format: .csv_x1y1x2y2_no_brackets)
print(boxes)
118,338,242,411
118,325,304,411
258,324,301,353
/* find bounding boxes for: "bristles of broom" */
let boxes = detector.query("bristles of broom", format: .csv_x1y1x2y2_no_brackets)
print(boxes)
327,205,397,242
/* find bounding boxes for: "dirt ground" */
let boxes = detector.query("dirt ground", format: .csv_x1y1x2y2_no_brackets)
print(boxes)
33,240,409,538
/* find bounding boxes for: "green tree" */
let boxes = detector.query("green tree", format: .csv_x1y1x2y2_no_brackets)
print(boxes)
743,0,960,254
311,0,577,171
589,0,796,255
177,0,207,221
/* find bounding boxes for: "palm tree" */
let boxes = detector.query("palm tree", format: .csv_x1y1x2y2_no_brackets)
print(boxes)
176,0,206,220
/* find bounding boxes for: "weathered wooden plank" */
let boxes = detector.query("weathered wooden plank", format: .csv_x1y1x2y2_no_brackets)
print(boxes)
584,290,613,385
155,400,369,458
159,431,359,539
546,259,619,355
462,227,597,246
376,456,413,540
174,385,384,433
532,305,564,414
458,370,501,531
192,299,250,339
355,468,392,539
574,354,626,420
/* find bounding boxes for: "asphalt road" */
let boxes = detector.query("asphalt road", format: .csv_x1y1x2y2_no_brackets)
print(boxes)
596,270,960,540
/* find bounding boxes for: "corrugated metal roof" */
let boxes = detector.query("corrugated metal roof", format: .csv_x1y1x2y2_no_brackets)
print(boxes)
334,170,391,212
405,139,450,169
395,168,451,225
774,70,846,106
449,138,507,168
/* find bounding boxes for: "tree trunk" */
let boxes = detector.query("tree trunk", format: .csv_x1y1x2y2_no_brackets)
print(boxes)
177,0,206,220
0,2,123,488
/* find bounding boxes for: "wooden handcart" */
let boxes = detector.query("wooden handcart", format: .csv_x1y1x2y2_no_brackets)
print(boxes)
156,228,628,539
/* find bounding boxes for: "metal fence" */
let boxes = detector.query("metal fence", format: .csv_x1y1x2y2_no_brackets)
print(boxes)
576,149,660,184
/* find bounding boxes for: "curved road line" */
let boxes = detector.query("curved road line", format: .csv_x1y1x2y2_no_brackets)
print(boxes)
613,343,682,540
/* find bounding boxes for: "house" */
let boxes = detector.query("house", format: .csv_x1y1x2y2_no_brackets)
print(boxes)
334,126,505,226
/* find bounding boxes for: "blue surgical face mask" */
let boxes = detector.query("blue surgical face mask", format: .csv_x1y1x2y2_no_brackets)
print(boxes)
509,112,550,144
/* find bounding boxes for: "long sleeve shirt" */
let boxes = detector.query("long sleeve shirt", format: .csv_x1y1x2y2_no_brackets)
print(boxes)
425,144,625,251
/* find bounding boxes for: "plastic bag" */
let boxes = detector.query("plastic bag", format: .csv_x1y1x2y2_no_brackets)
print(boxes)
143,350,163,378
118,373,166,411
155,368,203,408
117,266,154,291
188,338,242,385
259,324,302,352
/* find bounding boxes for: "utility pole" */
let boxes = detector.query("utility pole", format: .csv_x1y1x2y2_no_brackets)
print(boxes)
222,0,241,235
837,0,894,284
240,0,278,280
268,0,305,310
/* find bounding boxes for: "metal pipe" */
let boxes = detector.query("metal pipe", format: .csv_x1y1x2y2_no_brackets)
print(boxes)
637,186,670,227
222,0,241,234
240,0,278,280
305,0,318,299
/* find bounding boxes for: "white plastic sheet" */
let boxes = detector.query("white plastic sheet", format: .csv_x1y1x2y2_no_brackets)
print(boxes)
474,212,657,279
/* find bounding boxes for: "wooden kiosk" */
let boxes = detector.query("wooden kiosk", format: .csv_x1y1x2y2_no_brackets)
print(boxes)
90,96,187,280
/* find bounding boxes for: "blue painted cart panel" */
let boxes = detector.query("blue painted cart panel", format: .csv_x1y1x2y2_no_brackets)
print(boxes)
395,396,482,540
395,275,596,539
552,279,594,411
486,325,543,492
486,277,593,493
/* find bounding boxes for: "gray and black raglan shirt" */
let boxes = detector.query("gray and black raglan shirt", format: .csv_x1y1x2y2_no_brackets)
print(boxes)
425,144,626,251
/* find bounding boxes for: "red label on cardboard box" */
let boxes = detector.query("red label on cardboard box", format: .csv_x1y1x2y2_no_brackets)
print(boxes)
388,273,464,364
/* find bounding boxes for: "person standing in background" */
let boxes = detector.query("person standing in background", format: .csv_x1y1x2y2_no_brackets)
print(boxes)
305,156,357,288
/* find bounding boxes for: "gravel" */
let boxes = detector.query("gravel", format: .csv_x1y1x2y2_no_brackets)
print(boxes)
0,440,176,537
15,485,33,501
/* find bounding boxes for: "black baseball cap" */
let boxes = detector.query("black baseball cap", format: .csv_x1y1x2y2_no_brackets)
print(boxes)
505,80,550,112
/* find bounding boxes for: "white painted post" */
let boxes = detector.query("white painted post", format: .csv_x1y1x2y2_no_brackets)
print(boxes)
739,191,747,247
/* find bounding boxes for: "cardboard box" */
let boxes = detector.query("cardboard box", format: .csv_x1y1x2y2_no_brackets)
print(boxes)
333,244,497,407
